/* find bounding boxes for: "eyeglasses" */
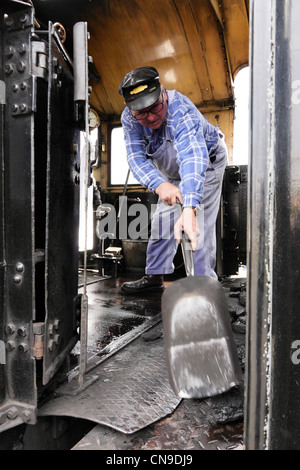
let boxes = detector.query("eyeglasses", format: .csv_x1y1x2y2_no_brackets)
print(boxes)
131,93,165,121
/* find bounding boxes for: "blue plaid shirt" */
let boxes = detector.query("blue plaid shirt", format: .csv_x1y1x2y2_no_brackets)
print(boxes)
121,90,219,207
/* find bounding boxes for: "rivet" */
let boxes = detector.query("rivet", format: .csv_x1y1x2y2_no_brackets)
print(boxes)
53,334,60,345
16,61,26,73
12,104,19,114
19,104,27,113
6,341,15,352
4,64,14,75
18,343,28,353
5,46,15,57
7,407,18,420
18,326,27,337
5,323,16,335
48,339,54,351
13,273,22,283
48,324,54,336
19,14,28,24
20,82,27,90
17,43,27,55
12,84,19,92
15,262,24,272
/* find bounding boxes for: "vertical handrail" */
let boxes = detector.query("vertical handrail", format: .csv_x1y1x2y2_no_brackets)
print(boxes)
73,22,89,386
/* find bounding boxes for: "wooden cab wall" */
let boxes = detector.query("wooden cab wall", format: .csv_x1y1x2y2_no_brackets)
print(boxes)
34,0,249,190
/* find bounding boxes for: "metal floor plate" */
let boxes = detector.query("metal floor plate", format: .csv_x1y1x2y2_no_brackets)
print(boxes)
39,326,181,434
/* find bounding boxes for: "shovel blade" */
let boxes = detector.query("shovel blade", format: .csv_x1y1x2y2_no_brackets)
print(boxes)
162,276,241,399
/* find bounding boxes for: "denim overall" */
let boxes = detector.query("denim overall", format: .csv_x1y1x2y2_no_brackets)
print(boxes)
145,96,228,278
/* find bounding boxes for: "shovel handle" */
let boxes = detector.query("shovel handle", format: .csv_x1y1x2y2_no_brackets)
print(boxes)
176,202,195,276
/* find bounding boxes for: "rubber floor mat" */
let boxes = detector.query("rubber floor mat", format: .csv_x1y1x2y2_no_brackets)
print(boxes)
39,326,181,434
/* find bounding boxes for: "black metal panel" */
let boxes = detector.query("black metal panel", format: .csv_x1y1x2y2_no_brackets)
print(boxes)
238,165,248,265
222,166,240,275
245,0,300,450
217,165,248,277
268,0,300,449
0,10,5,406
43,27,80,385
0,3,37,431
0,2,80,431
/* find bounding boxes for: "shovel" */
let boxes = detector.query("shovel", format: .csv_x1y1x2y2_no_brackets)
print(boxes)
162,206,241,399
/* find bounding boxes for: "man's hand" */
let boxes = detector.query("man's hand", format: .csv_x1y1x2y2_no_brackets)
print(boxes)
155,182,183,206
174,207,200,252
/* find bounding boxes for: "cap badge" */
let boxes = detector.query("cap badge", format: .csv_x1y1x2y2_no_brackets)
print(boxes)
130,84,148,95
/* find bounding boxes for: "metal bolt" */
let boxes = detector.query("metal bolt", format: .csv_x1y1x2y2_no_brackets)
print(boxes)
12,84,19,93
5,46,15,57
53,319,60,330
4,64,14,75
48,339,54,351
16,61,26,73
5,323,16,335
53,334,60,345
19,14,28,24
20,82,27,90
6,341,15,352
15,262,24,272
19,104,27,113
17,43,27,55
48,324,54,335
21,410,31,423
7,407,18,420
13,274,22,283
18,326,27,337
18,343,28,353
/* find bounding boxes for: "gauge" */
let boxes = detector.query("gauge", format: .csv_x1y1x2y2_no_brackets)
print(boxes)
89,108,100,130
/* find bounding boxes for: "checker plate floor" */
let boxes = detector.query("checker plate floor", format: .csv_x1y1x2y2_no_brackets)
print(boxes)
39,327,181,434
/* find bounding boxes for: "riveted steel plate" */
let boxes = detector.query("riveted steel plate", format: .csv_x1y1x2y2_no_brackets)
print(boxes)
38,326,181,434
